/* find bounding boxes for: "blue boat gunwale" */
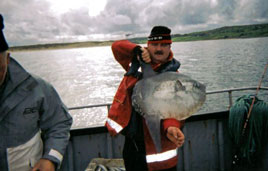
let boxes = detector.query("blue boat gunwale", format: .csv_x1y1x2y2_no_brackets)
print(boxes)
69,110,230,137
69,86,268,136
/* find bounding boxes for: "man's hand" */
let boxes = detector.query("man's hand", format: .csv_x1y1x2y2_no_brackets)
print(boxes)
140,47,151,63
166,126,185,147
32,158,55,171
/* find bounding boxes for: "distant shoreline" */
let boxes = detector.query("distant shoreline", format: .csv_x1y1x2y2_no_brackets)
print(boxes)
9,23,268,52
9,41,114,52
9,36,267,52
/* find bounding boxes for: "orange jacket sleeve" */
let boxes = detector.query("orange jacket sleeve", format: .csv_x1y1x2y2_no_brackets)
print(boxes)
162,118,183,132
111,40,139,71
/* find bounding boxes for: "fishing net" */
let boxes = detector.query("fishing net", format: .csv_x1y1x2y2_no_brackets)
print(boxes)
228,94,268,166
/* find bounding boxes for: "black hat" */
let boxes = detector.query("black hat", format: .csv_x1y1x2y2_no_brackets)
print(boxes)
0,14,9,52
147,26,172,44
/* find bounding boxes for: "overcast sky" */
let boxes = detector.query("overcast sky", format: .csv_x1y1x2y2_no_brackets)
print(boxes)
1,0,267,46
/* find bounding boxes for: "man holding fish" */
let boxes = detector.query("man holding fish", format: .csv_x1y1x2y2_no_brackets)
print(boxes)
106,26,186,171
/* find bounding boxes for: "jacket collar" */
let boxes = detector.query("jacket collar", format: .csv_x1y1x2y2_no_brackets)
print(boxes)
151,51,181,73
0,58,38,122
0,57,37,123
3,57,31,99
151,51,174,70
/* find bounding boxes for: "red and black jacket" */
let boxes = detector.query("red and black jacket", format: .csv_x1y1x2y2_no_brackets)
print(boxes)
105,40,183,170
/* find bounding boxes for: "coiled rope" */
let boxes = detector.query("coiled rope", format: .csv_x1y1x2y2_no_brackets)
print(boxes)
229,63,268,167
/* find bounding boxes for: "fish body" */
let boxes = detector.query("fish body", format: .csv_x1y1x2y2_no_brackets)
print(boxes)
132,71,206,120
131,65,206,153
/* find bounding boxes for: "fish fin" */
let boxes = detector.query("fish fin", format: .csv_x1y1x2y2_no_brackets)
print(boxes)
144,114,162,153
125,55,141,77
175,80,185,91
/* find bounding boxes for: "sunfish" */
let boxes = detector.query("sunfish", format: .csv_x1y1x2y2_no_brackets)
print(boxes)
131,61,206,153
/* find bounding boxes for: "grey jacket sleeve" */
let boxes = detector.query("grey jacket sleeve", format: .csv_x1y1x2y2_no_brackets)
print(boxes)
38,79,73,167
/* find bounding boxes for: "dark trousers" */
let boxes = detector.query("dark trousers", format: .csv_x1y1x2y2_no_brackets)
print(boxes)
122,111,177,171
123,136,177,171
123,137,148,171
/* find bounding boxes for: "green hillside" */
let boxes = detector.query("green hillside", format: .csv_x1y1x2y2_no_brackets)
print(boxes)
172,23,268,42
10,41,114,51
9,23,268,51
130,23,268,44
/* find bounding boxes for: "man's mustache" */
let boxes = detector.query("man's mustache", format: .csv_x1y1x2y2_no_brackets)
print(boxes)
154,51,163,55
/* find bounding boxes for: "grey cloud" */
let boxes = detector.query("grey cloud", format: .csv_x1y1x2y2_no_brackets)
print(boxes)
1,0,64,45
217,0,237,20
234,0,268,23
0,0,267,46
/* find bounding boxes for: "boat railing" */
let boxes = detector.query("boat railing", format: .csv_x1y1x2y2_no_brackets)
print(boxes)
68,86,268,112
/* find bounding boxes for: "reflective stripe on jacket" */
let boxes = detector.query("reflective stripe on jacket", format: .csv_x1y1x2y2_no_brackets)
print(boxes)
105,40,182,170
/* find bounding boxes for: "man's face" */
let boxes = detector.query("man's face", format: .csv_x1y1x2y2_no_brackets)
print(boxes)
0,51,9,86
147,43,171,64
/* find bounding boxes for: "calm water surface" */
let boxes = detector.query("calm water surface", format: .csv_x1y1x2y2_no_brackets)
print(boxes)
12,38,268,128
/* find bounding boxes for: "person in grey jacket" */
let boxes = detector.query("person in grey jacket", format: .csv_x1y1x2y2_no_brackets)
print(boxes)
0,14,73,171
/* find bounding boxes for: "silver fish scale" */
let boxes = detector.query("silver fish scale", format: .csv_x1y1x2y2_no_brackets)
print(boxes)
132,72,206,120
132,91,146,116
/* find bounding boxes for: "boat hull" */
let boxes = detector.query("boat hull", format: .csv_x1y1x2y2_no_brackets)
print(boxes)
60,110,268,171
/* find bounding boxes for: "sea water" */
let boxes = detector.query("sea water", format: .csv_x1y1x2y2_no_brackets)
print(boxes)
12,37,268,128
